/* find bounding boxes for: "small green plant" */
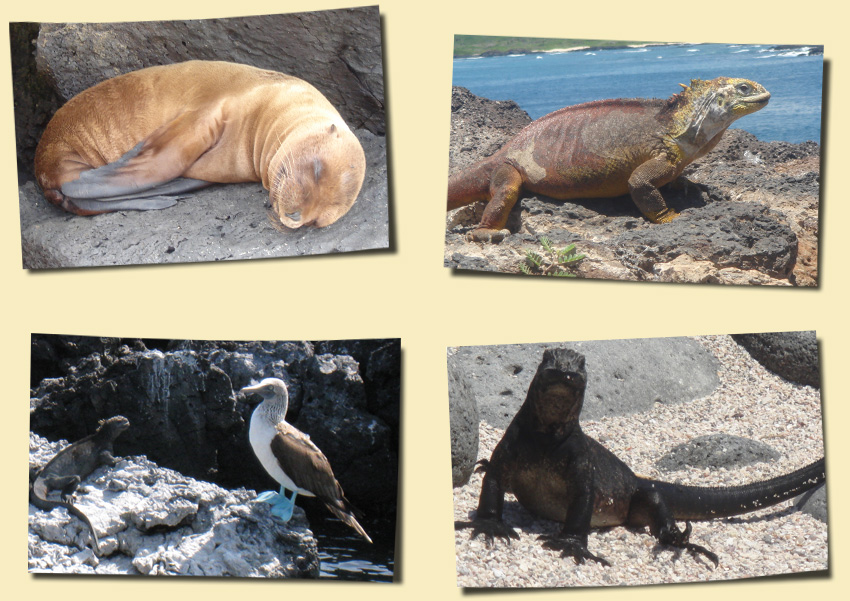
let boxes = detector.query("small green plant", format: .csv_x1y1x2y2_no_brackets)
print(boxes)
520,237,585,277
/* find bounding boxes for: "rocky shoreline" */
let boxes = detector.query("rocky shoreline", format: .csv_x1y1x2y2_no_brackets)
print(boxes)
29,336,399,577
446,87,820,285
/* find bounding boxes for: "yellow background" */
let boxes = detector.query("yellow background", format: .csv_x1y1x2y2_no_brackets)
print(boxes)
2,0,844,597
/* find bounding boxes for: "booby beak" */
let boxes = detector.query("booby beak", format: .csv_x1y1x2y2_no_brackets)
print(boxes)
239,382,264,402
237,377,289,404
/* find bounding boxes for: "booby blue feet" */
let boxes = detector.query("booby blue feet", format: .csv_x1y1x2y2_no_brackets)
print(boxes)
256,486,299,522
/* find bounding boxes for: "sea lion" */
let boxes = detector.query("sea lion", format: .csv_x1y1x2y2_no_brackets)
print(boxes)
34,60,366,229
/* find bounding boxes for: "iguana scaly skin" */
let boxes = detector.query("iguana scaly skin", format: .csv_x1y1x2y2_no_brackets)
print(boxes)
30,416,130,556
447,78,770,242
455,349,825,567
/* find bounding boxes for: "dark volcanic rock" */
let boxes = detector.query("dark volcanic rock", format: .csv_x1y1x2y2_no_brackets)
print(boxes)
19,129,388,269
449,86,532,174
29,336,400,520
445,88,820,286
796,486,827,522
614,202,798,278
447,353,480,487
448,338,720,431
656,433,781,471
732,331,820,388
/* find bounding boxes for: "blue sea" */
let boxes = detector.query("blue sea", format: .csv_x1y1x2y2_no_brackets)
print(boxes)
452,43,823,144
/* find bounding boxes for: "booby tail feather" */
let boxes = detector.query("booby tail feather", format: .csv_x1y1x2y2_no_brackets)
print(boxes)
322,497,373,544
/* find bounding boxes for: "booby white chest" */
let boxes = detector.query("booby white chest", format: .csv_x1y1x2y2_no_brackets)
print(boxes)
249,405,316,497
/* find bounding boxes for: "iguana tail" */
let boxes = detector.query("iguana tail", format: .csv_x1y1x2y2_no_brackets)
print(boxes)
644,458,825,521
30,492,102,556
447,159,496,210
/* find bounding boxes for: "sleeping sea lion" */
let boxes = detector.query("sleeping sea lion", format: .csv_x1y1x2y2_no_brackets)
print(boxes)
34,60,366,229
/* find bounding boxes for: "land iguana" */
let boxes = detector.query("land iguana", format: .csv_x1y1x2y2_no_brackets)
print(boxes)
30,415,131,556
455,349,825,566
447,77,770,242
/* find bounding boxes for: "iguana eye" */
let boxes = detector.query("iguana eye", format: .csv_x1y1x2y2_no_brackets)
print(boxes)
737,83,751,94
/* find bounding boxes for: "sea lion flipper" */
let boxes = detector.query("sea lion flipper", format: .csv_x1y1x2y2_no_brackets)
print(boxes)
61,108,224,201
67,196,179,214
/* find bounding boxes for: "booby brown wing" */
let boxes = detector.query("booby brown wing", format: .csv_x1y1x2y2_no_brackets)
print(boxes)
271,423,372,543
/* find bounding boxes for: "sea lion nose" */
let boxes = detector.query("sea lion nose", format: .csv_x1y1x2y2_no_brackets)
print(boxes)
285,210,301,222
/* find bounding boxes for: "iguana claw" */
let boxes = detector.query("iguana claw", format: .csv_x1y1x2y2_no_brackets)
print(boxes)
660,520,719,567
538,533,611,567
645,208,680,223
468,228,509,243
455,517,519,546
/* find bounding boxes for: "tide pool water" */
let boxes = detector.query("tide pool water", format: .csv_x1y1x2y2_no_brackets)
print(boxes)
452,43,823,143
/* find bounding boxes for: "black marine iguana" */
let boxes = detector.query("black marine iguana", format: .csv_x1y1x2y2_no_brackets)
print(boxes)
30,415,130,556
455,349,825,567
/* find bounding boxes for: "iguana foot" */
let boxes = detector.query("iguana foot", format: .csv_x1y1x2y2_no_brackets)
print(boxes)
468,228,509,243
455,517,519,546
538,533,611,567
659,520,719,567
644,208,680,224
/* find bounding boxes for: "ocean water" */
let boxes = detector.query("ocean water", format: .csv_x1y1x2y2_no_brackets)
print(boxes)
307,506,395,582
452,43,823,143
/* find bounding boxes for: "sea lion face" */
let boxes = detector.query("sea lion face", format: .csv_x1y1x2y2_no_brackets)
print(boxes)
269,123,366,229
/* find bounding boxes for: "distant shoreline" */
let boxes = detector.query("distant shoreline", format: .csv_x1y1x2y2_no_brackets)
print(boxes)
454,43,824,60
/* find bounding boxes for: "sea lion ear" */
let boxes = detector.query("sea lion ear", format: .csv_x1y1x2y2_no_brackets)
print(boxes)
328,123,337,135
314,157,324,182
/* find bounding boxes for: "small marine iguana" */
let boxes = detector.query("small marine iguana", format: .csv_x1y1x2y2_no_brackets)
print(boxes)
455,349,825,566
30,415,130,556
447,77,770,242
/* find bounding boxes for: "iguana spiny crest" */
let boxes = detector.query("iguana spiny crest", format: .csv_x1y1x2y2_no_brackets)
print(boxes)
666,77,770,151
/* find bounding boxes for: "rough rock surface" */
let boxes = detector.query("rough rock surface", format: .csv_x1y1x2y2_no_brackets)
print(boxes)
452,335,826,586
30,336,400,526
655,433,781,471
29,433,320,576
19,130,388,268
445,87,820,286
447,337,720,431
447,354,480,487
12,9,384,172
12,10,389,268
732,331,820,388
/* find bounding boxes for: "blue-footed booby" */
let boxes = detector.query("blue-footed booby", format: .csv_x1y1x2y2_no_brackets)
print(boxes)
240,377,372,543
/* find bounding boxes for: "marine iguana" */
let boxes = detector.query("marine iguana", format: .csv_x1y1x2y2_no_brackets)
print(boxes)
447,77,770,242
455,349,825,567
30,415,131,556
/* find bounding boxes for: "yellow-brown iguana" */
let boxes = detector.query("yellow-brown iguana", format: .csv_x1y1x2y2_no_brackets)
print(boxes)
447,78,770,242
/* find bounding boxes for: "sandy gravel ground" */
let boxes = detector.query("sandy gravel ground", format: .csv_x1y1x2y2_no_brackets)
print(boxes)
453,335,827,587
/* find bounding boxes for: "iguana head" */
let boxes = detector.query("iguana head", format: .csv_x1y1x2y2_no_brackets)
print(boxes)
525,348,587,433
97,415,130,439
667,77,770,147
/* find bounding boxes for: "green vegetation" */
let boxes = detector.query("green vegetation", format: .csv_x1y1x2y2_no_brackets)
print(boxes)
520,237,585,277
454,35,654,58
